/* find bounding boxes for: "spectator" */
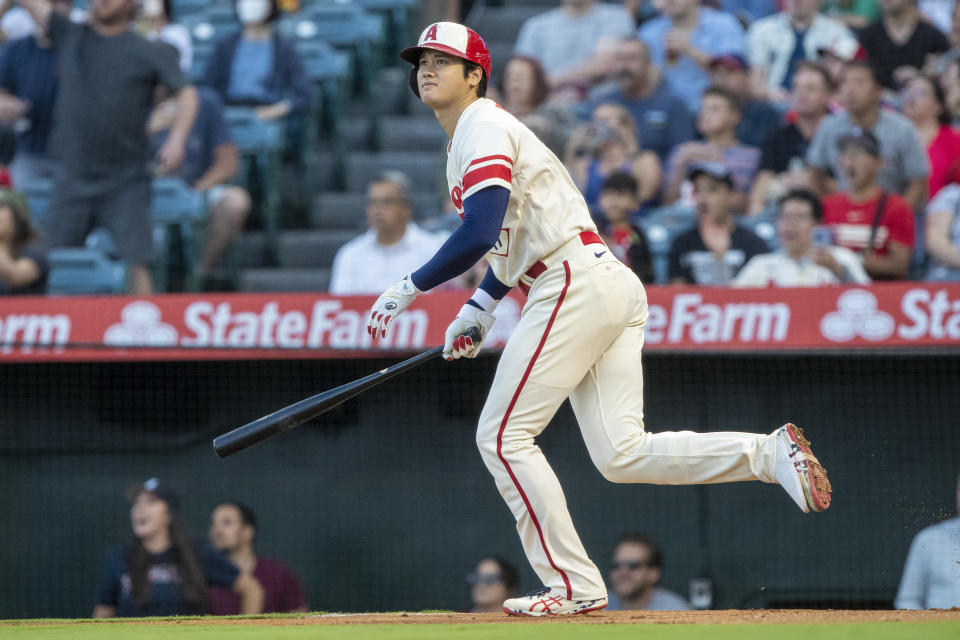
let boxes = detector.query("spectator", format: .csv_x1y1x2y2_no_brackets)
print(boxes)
924,181,960,280
638,0,746,115
669,162,769,284
822,0,880,29
607,533,690,611
135,0,191,74
919,0,955,39
15,0,199,296
734,188,870,286
858,0,950,91
589,37,695,163
93,478,264,618
208,501,307,615
147,85,251,284
807,61,930,213
665,86,760,211
0,0,36,43
514,0,635,96
201,0,310,121
498,55,578,155
822,130,916,279
595,171,655,282
329,172,447,294
902,74,960,198
747,0,857,100
466,556,519,614
816,35,862,96
749,62,834,215
708,53,782,148
0,0,70,186
565,102,662,209
0,188,46,294
894,471,960,609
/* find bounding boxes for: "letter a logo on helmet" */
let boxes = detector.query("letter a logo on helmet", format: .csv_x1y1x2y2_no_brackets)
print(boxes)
400,22,491,97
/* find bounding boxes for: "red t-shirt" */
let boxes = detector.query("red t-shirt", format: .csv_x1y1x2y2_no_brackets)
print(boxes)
822,190,915,255
208,557,306,615
927,125,960,198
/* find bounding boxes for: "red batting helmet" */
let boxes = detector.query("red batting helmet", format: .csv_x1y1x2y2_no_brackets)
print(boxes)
400,22,492,97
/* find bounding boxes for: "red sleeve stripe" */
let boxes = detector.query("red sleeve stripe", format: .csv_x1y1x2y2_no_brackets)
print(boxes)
463,164,512,191
466,154,513,170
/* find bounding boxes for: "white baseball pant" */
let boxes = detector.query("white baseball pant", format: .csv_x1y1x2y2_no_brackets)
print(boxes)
475,238,780,600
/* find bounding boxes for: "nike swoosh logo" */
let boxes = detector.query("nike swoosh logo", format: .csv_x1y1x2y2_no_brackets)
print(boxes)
594,250,607,258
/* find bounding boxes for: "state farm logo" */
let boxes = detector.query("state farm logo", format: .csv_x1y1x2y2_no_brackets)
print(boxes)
820,289,895,342
103,301,178,347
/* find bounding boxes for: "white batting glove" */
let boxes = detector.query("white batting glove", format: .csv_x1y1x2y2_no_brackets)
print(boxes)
443,303,496,361
367,276,421,340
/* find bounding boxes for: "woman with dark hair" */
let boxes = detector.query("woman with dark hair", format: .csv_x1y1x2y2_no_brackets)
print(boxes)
201,0,310,121
93,478,264,618
902,74,960,198
0,189,47,295
466,556,519,614
136,0,192,74
497,55,577,155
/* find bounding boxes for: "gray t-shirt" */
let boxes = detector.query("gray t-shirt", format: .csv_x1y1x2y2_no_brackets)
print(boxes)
806,110,929,194
47,12,185,179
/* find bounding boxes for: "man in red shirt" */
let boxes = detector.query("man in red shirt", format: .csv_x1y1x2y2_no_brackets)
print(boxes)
822,130,915,280
208,501,308,615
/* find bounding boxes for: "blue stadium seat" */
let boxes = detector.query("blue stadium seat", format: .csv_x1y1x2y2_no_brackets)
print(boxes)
19,178,54,227
150,178,208,292
190,39,216,81
46,248,127,295
741,216,780,251
184,5,238,44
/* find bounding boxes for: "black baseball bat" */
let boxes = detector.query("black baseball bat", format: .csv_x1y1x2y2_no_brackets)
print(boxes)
213,328,479,458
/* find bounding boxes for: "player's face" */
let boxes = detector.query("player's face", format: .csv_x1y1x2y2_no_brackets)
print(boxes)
777,199,816,254
609,543,660,599
693,175,731,219
130,492,171,541
417,50,479,109
209,504,249,552
469,559,510,610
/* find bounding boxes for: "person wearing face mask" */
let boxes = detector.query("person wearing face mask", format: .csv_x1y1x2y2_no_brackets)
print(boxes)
136,0,191,74
200,0,310,121
92,478,264,617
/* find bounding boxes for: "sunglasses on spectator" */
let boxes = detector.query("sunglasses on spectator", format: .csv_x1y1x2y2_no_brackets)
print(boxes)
466,572,503,586
610,559,651,571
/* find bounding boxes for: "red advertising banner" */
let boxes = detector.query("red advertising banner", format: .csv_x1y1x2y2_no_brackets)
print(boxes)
0,282,958,362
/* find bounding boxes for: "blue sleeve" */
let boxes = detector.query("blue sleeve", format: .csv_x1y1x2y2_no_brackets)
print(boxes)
478,266,512,300
201,544,241,589
95,549,125,606
410,186,510,292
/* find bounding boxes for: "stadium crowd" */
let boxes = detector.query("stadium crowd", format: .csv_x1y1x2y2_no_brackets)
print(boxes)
0,0,959,295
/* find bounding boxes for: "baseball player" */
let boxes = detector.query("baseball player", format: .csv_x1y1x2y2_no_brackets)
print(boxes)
367,22,833,617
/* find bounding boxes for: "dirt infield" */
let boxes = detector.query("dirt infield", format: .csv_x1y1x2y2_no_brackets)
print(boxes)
71,609,960,626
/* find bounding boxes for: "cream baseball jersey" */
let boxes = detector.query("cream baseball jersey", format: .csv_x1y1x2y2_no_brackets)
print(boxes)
446,98,597,286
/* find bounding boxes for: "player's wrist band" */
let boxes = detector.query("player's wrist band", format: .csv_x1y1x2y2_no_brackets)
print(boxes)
469,288,499,312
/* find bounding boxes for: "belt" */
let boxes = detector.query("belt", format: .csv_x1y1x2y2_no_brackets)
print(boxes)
517,230,605,296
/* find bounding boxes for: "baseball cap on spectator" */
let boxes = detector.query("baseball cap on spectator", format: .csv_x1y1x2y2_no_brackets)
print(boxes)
127,477,181,512
816,37,863,63
709,54,749,71
687,161,734,188
837,128,881,156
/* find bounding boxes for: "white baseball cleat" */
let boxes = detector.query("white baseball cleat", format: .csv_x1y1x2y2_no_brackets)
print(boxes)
502,587,608,617
774,423,832,513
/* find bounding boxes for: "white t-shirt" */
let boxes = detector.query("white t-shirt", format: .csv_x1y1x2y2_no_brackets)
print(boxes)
747,13,857,90
329,223,448,294
445,98,597,286
732,246,870,287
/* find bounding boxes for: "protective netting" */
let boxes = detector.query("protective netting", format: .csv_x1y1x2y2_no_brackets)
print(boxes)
1,351,957,617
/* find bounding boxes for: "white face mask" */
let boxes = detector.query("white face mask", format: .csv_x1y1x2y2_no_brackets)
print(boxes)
141,0,163,19
236,0,271,25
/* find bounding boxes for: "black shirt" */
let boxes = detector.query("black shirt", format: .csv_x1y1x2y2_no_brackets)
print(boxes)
759,122,811,174
858,20,950,89
47,13,186,179
668,225,770,285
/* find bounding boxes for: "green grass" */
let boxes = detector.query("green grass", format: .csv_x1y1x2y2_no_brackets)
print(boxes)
0,621,957,640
